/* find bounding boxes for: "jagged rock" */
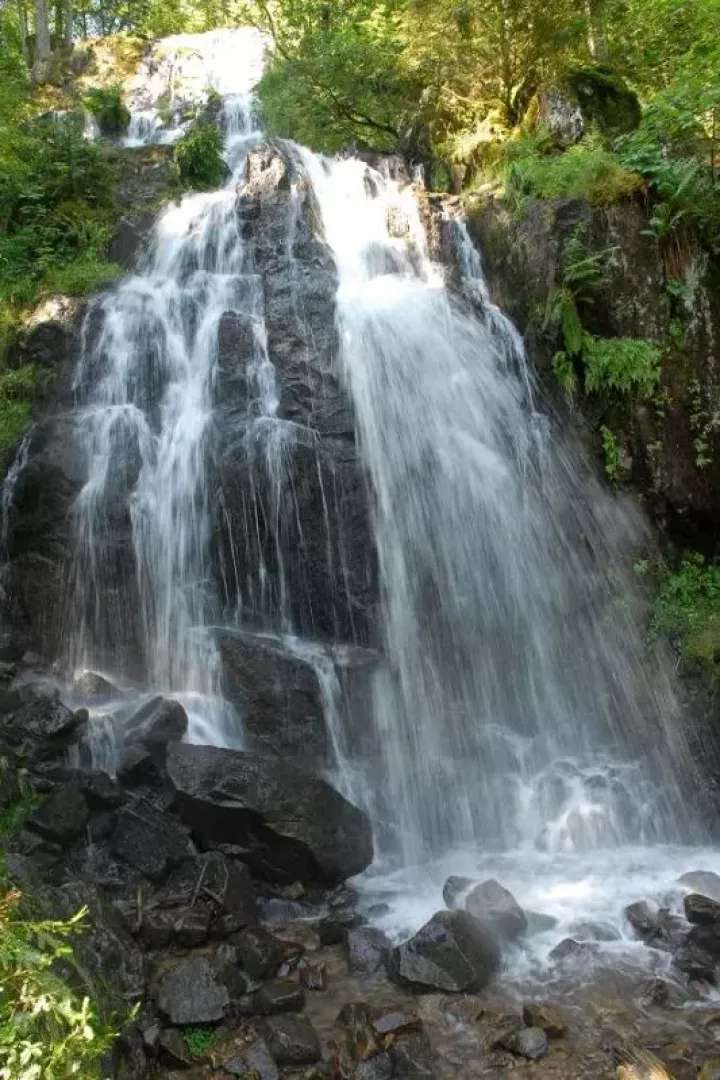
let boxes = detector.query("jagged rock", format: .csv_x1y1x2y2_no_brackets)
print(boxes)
442,875,475,909
217,631,330,765
679,871,720,901
117,745,159,786
624,901,685,949
71,670,119,702
122,696,188,755
465,879,527,940
318,910,365,945
232,925,286,979
372,1010,422,1039
258,1014,321,1066
165,852,257,927
346,927,391,975
685,923,720,958
110,804,192,882
390,910,499,993
685,893,720,926
80,770,126,809
223,1037,279,1079
0,694,85,759
567,920,620,942
156,956,230,1025
254,978,305,1014
641,978,670,1006
388,1032,437,1078
674,941,718,982
355,1054,393,1080
548,938,599,964
522,1003,565,1037
27,784,89,844
158,1029,194,1068
166,742,373,883
500,1026,549,1060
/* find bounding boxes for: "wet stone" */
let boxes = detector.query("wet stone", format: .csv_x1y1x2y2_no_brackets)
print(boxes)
641,977,670,1007
156,956,229,1025
548,938,599,965
232,925,285,979
522,1003,565,1038
465,878,527,940
674,941,719,982
685,893,720,925
388,1031,437,1077
442,875,475,909
253,978,305,1014
111,805,191,882
501,1025,550,1060
158,1028,194,1068
391,909,499,993
299,960,326,990
346,927,391,975
27,784,89,844
223,1037,279,1080
567,919,620,942
372,1010,422,1038
679,871,720,901
72,670,119,702
258,1014,321,1066
318,909,365,945
355,1053,393,1080
524,909,558,935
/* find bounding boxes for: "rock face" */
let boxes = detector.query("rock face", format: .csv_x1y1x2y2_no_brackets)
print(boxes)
166,741,373,883
390,910,500,992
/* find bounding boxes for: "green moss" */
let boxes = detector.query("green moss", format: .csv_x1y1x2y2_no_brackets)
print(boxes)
184,1027,219,1058
566,66,642,136
0,364,47,463
582,334,662,395
85,85,131,136
650,554,720,673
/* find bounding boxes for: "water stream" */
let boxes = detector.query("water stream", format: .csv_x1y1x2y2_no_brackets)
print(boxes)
3,28,718,978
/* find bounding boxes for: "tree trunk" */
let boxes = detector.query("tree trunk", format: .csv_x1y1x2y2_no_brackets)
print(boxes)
34,0,51,60
584,0,608,61
17,0,29,63
63,0,72,44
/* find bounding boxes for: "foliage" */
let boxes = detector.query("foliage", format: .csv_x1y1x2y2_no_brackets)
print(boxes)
582,333,661,395
0,366,45,462
501,128,642,207
600,424,622,481
84,85,130,135
174,119,226,189
184,1027,218,1057
566,66,641,135
650,553,720,668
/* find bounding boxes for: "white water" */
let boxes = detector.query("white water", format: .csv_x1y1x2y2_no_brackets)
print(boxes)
3,29,715,978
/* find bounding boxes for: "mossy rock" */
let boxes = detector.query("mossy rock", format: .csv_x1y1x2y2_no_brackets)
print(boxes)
565,66,641,136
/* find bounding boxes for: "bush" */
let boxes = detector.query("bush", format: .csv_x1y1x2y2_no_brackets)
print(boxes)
502,128,643,207
582,334,662,395
0,365,45,462
174,121,226,190
649,553,720,668
84,86,130,136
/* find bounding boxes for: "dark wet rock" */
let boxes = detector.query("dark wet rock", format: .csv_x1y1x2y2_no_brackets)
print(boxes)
685,923,720,958
299,960,326,991
71,670,119,702
140,909,174,949
166,742,373,883
117,745,159,786
679,871,720,902
500,1025,550,1060
465,878,527,940
156,956,230,1025
625,901,663,940
52,880,145,1005
110,804,192,882
372,1010,422,1038
114,1025,149,1080
223,1037,279,1079
674,941,719,982
123,696,188,756
624,901,686,949
522,1003,565,1037
165,852,257,926
217,631,330,766
641,978,670,1007
158,1029,194,1068
548,938,599,964
442,875,475,909
685,893,720,926
258,1014,321,1066
318,909,365,945
0,694,85,759
173,905,212,947
27,783,89,844
254,978,305,1014
567,919,621,942
355,1054,393,1080
388,1031,437,1078
390,910,500,993
347,927,391,975
232,925,286,979
80,770,126,810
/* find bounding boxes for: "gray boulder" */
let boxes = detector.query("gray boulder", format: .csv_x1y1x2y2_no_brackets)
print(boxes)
27,784,89,845
391,910,499,992
156,956,230,1024
110,804,193,882
465,878,527,940
166,741,373,883
258,1014,321,1066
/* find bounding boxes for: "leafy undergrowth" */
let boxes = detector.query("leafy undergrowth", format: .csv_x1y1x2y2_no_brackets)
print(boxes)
642,554,720,673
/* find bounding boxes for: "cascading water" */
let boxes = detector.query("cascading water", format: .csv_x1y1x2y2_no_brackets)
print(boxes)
5,28,718,973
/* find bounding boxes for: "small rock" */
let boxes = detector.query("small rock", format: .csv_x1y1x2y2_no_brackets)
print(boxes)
117,744,158,786
72,670,119,702
372,1010,422,1038
355,1054,393,1080
27,784,89,844
233,926,286,979
674,941,718,982
123,696,188,758
110,805,191,883
442,875,475,908
156,956,229,1025
318,910,365,945
640,978,670,1007
685,893,720,926
548,938,599,964
388,1031,436,1077
158,1028,194,1067
166,852,257,926
259,1014,321,1066
524,910,558,935
624,901,684,948
254,978,305,1014
501,1025,550,1060
678,871,720,901
522,1003,565,1037
347,927,391,975
299,961,326,991
81,771,125,810
391,909,499,992
465,878,527,940
141,910,174,949
224,1037,279,1079
625,901,658,940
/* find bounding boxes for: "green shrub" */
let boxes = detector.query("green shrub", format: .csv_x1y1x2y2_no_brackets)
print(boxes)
600,425,623,481
502,128,643,207
174,121,226,191
0,365,44,462
650,553,720,668
582,334,662,395
84,85,130,136
184,1027,218,1058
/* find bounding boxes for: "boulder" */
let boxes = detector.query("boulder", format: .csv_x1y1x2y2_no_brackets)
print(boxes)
258,1014,321,1066
223,1037,279,1080
522,1003,565,1038
166,742,373,883
442,875,475,909
122,696,188,753
390,910,499,993
548,938,599,965
156,956,230,1025
254,979,305,1015
524,910,558,935
71,670,119,702
117,745,158,786
217,630,329,766
0,694,85,759
465,879,527,940
165,852,257,927
673,941,718,983
346,927,391,975
500,1026,549,1060
232,925,286,979
679,871,720,902
27,784,89,844
624,901,685,949
685,893,720,926
110,804,192,882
